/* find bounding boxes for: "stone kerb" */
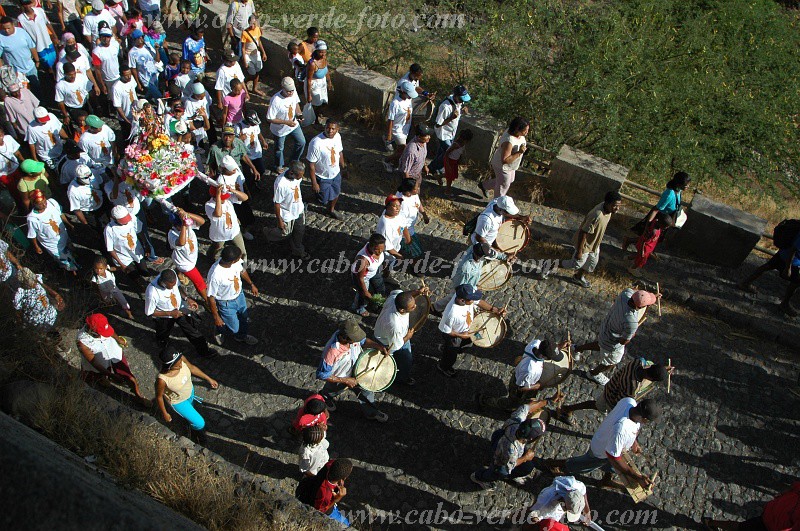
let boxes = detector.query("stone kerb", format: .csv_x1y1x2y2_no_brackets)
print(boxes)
460,113,506,166
330,63,396,113
548,144,628,212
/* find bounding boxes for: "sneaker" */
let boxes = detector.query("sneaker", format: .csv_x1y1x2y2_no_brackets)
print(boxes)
327,210,340,220
234,334,259,345
382,161,395,173
367,410,389,422
572,351,582,363
214,334,224,346
574,275,591,288
470,472,495,491
322,395,337,412
509,476,528,486
243,231,254,241
589,372,610,385
399,377,416,386
437,364,457,378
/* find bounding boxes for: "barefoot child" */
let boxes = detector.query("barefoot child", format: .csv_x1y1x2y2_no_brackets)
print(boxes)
443,129,473,195
628,211,673,276
91,255,134,319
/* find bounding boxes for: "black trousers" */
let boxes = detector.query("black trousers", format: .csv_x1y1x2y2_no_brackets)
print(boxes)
439,333,473,371
153,314,210,356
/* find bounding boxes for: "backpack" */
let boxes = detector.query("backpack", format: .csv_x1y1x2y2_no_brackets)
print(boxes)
295,462,329,506
433,96,455,127
0,65,17,91
462,213,480,236
773,219,800,249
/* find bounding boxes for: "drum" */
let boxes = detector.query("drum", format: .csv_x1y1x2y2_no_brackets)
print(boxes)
634,360,656,401
538,348,574,389
477,260,512,292
495,220,530,254
469,311,507,348
408,294,431,332
353,348,397,392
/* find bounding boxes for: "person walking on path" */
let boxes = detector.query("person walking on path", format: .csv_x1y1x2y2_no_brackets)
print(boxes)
206,245,259,346
480,117,528,198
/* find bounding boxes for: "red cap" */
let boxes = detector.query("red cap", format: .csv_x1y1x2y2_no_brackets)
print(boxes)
538,520,569,531
36,115,50,123
29,189,46,202
86,313,115,337
209,186,231,201
384,194,403,207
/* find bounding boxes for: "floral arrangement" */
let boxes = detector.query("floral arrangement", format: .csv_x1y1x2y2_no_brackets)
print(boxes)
120,128,196,199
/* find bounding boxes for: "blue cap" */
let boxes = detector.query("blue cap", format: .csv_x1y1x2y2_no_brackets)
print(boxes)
455,284,483,301
399,80,416,99
454,85,471,103
131,29,144,39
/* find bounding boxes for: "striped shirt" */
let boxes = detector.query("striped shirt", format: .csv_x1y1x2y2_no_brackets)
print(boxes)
598,288,641,351
603,358,642,406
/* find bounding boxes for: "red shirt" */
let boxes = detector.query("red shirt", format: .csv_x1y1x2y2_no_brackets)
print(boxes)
291,394,329,431
313,460,338,513
762,481,800,531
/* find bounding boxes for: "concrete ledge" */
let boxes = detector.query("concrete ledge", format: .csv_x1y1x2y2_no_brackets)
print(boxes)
330,63,396,113
671,194,767,267
460,113,506,165
548,145,628,212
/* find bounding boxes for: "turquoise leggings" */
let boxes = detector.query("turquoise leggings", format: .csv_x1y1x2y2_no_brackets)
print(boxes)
170,388,205,431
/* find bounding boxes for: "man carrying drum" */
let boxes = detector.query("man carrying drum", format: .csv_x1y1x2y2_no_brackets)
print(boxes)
316,319,390,422
437,284,507,378
432,242,509,315
373,286,430,387
471,195,530,250
479,337,570,411
554,359,670,425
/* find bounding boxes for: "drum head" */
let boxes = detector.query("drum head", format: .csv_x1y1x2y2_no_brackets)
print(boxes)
539,348,574,388
477,260,512,292
408,294,431,332
495,220,530,254
353,348,397,392
469,311,507,348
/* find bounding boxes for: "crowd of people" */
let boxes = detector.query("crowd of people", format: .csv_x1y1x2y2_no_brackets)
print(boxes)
0,0,796,529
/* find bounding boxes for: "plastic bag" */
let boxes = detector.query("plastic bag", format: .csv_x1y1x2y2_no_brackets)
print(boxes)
300,103,315,128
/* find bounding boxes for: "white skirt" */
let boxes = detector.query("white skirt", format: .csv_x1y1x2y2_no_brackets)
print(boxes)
307,77,328,106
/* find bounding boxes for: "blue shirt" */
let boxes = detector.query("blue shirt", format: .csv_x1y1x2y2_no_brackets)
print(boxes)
778,234,800,268
655,188,681,215
182,36,206,73
0,29,36,74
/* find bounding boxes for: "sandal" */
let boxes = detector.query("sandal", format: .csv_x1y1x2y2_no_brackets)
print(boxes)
701,517,720,530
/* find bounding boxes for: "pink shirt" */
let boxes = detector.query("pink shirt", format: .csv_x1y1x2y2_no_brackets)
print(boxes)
224,92,246,124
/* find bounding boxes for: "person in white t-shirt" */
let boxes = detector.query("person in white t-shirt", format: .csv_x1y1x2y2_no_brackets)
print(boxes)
90,255,132,319
523,476,592,526
67,164,107,233
470,195,530,248
14,268,64,332
264,161,308,259
79,114,117,167
437,283,507,377
56,46,95,82
0,129,23,180
112,65,139,139
547,397,661,491
17,2,58,69
27,190,79,272
55,63,97,124
383,80,416,170
105,204,152,281
206,245,259,346
376,195,409,266
429,85,471,175
26,107,69,169
236,109,267,184
167,208,208,305
204,183,248,261
59,141,92,185
183,82,212,146
90,29,121,100
216,154,255,241
299,424,330,477
481,116,529,198
306,119,347,218
83,1,117,45
266,77,305,173
145,269,212,357
214,49,246,106
373,286,430,386
128,29,162,100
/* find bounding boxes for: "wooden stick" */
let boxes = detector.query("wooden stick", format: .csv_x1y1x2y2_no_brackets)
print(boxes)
667,358,672,394
656,282,662,316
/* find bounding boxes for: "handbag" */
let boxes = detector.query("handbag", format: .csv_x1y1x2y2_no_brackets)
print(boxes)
300,103,315,128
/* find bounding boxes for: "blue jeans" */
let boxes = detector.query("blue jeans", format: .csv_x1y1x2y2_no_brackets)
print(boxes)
428,138,451,174
564,448,613,475
394,341,413,384
137,205,158,260
25,68,41,96
273,127,306,170
474,428,537,483
144,76,162,100
215,291,249,339
171,388,205,430
321,381,380,418
329,504,350,526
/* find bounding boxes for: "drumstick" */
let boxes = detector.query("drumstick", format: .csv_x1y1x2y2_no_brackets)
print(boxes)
667,358,672,394
656,282,662,316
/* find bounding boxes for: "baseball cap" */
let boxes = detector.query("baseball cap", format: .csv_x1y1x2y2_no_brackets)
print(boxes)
537,519,568,531
220,155,238,171
91,0,104,10
515,418,546,441
415,123,432,137
554,476,586,523
7,83,19,92
99,27,113,37
455,283,482,301
85,115,104,128
281,76,295,91
340,319,366,343
631,290,657,307
399,80,416,99
453,84,471,102
384,194,403,207
75,164,92,180
86,313,115,337
494,196,519,216
223,49,237,62
169,119,188,135
222,123,235,135
111,205,132,224
314,40,327,51
131,29,144,39
34,106,49,122
191,82,205,95
20,159,45,175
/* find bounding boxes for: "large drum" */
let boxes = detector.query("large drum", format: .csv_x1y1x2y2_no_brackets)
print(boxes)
538,348,574,389
469,311,507,348
408,294,431,332
354,348,397,392
495,220,530,254
477,260,512,291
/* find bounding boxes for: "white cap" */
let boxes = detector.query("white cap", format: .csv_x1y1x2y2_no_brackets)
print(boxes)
91,0,104,10
314,40,327,51
174,119,188,134
75,164,92,178
33,106,48,119
111,205,129,220
134,98,149,111
220,155,238,171
281,77,295,91
494,196,519,216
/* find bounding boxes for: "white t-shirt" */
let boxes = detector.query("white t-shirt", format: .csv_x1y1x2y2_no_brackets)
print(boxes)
112,78,138,121
397,192,421,232
0,136,20,175
376,213,405,252
273,173,304,222
104,219,144,266
433,97,462,142
206,259,244,301
183,93,211,120
306,132,343,180
59,153,93,185
144,276,183,317
515,345,544,388
267,90,301,137
299,437,330,476
589,397,641,459
214,63,245,96
387,97,413,138
439,294,477,335
77,329,123,372
167,225,199,272
394,72,419,98
17,8,51,52
79,125,116,166
56,55,92,82
55,74,94,109
27,199,68,256
91,40,121,83
491,131,527,172
174,72,196,98
25,116,65,163
128,44,160,85
471,201,504,245
91,268,118,295
83,10,116,41
216,169,246,205
14,275,57,328
528,478,587,523
352,244,384,282
373,290,409,354
0,239,12,282
236,123,263,160
204,197,240,242
67,180,104,212
104,180,140,217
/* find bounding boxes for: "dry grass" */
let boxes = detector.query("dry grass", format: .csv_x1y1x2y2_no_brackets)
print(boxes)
423,195,478,228
342,106,385,131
